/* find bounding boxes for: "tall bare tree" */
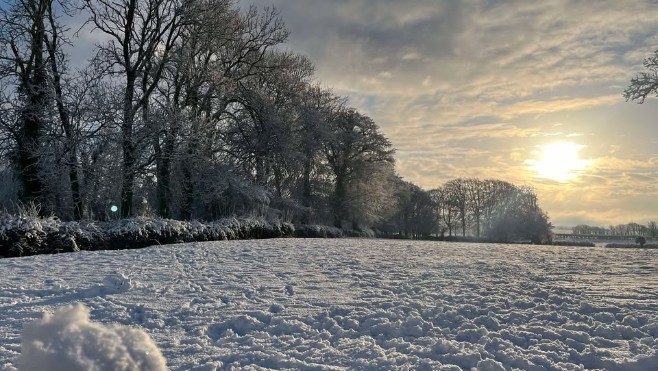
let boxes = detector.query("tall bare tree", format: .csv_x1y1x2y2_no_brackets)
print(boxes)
83,0,182,217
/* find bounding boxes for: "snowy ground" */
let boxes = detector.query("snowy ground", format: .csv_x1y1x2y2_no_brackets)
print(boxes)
1,239,657,370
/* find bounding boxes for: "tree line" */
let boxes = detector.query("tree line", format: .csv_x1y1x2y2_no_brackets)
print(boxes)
571,222,658,238
0,0,391,224
0,0,552,242
381,178,552,243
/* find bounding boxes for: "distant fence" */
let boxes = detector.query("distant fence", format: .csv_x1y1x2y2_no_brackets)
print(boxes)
553,233,657,241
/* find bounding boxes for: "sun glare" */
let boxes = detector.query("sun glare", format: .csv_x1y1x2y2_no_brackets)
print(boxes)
527,142,590,182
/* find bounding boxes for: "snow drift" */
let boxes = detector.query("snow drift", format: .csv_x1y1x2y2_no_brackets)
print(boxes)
19,304,166,371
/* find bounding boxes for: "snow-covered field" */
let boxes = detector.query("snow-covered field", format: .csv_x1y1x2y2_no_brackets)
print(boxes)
1,239,657,370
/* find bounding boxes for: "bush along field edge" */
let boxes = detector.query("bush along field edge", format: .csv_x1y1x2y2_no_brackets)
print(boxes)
0,214,295,258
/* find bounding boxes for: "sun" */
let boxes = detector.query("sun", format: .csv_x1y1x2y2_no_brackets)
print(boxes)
527,142,590,182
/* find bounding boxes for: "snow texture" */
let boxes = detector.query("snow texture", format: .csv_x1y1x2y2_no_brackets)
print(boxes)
19,303,166,371
0,239,657,370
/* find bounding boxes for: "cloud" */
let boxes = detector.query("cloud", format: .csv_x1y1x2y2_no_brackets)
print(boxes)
244,0,658,224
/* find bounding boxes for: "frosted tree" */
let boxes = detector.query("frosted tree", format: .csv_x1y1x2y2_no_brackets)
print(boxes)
464,178,485,238
83,0,182,217
647,221,657,238
157,2,289,219
323,108,395,228
0,0,84,218
294,85,342,223
485,186,552,243
0,0,52,207
222,53,313,192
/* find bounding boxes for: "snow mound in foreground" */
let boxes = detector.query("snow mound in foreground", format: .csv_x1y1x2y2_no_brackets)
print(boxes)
19,304,166,371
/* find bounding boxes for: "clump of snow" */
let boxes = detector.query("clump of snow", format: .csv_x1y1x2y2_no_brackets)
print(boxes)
19,303,166,371
101,273,135,294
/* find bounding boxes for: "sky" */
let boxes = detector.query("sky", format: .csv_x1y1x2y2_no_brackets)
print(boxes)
6,0,655,227
244,0,658,227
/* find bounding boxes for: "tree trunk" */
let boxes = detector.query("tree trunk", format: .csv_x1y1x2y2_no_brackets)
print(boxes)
153,136,171,219
461,212,466,237
16,0,50,208
180,162,193,220
120,72,136,218
333,170,347,228
301,156,312,224
45,11,83,220
17,104,44,204
180,130,196,220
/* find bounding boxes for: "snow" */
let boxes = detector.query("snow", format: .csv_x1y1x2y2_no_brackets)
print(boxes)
19,304,166,371
0,239,657,370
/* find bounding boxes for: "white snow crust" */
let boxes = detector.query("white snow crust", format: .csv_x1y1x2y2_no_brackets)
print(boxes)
0,239,656,370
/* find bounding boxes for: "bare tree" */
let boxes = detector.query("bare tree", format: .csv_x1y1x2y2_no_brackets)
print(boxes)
39,1,86,219
430,187,457,237
647,221,657,238
624,50,658,103
443,179,469,237
83,0,182,217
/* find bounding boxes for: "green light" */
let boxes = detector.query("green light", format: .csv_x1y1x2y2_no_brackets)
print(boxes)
110,205,118,213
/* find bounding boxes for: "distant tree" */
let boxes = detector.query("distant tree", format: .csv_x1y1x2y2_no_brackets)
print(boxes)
443,179,469,237
647,221,657,238
387,180,437,238
485,186,552,243
635,236,646,247
429,187,457,237
463,178,483,237
573,224,606,235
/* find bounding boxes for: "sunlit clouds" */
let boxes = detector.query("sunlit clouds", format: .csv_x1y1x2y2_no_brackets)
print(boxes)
526,142,591,182
245,0,658,225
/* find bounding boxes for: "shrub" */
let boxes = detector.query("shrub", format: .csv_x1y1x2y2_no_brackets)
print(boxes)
552,241,595,247
635,236,646,247
294,225,343,238
0,214,295,258
606,242,658,249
